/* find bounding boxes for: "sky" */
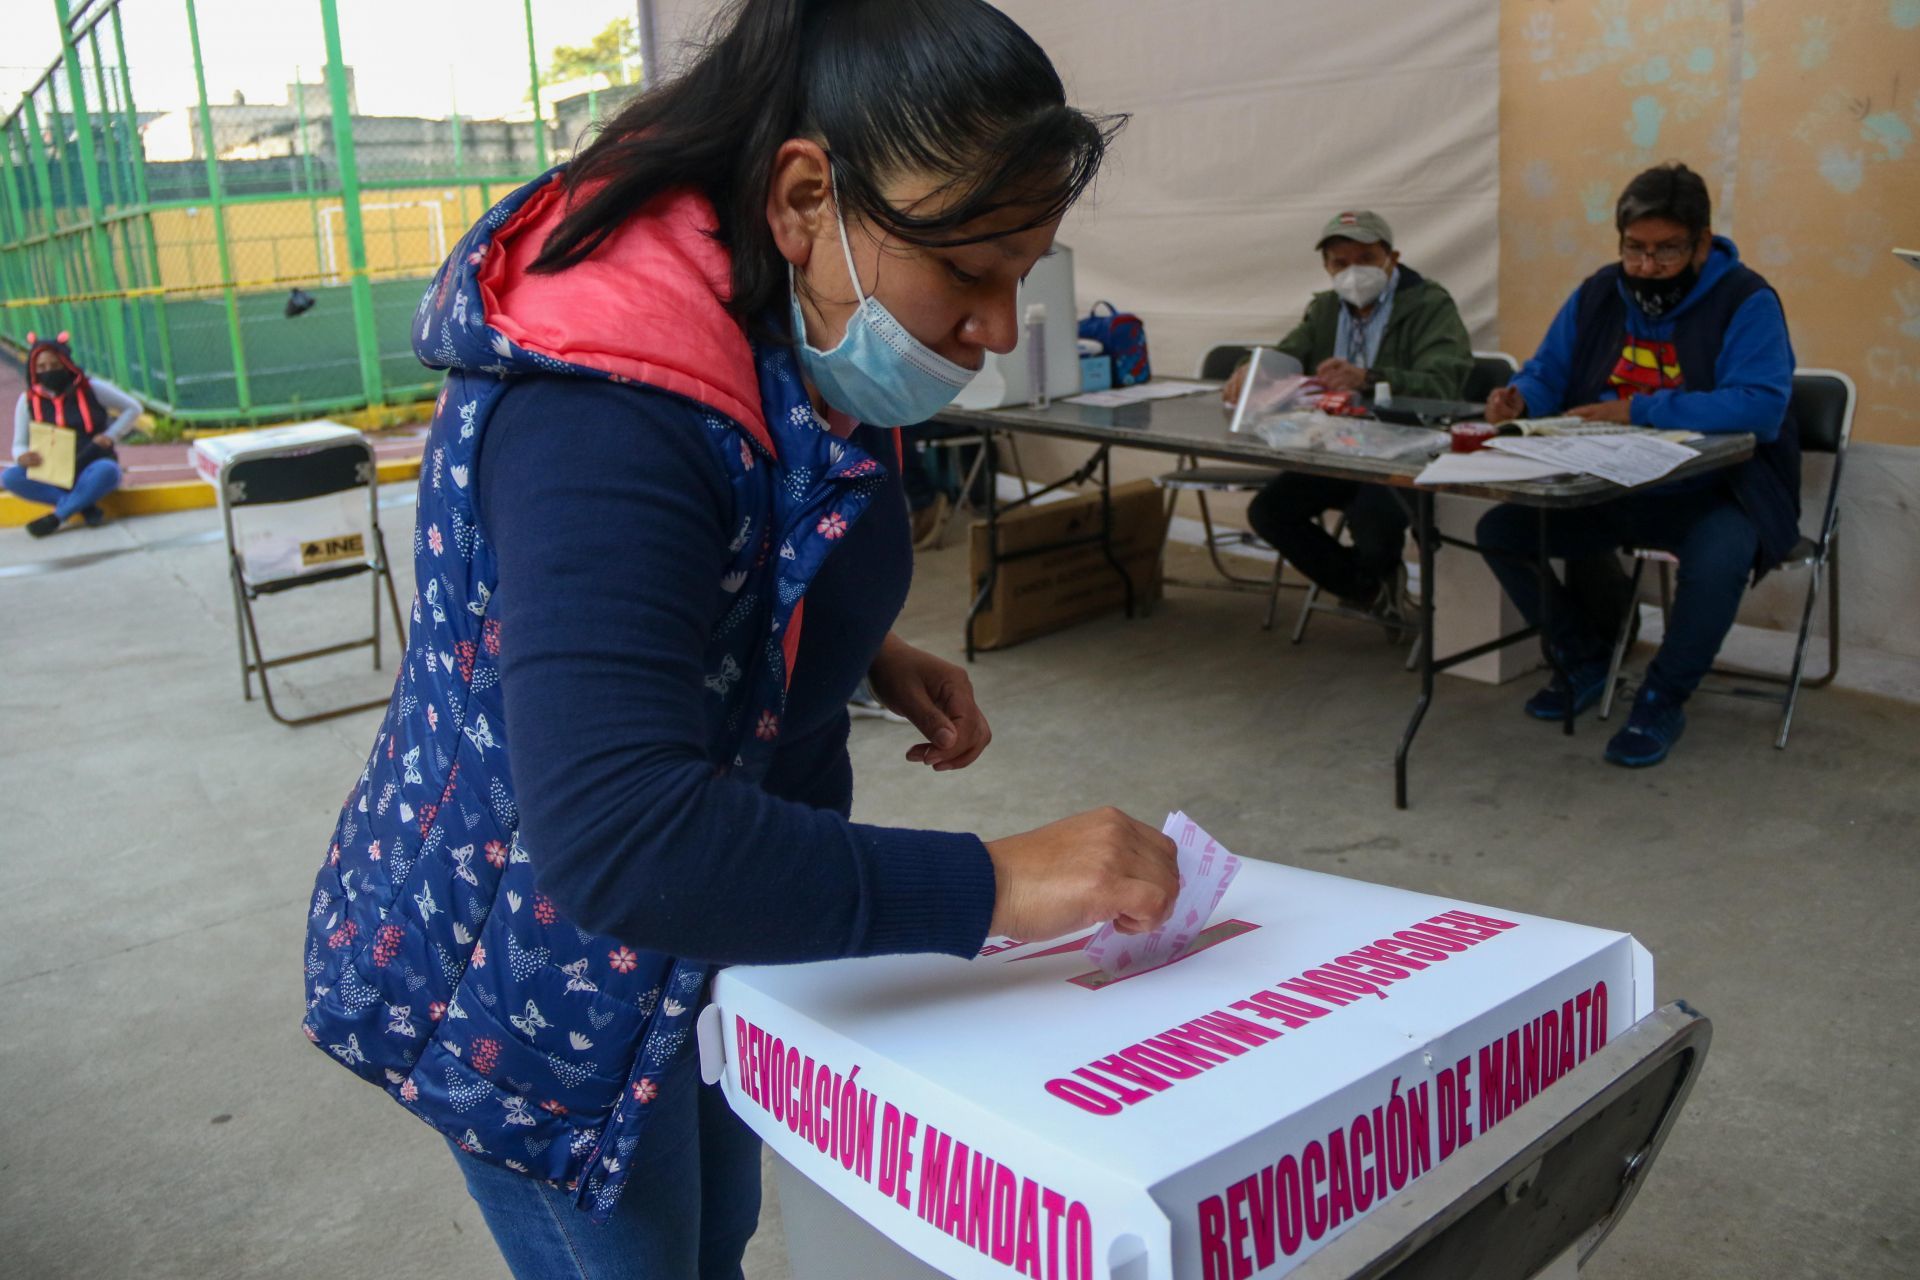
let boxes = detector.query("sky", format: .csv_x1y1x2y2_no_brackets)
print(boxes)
2,0,643,124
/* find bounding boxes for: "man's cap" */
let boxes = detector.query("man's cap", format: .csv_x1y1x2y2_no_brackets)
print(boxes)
1316,210,1394,250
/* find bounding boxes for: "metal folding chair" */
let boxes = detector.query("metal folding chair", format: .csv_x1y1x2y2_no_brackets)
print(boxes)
915,426,1032,551
194,422,406,727
1152,343,1293,624
1289,352,1518,662
1600,369,1854,748
1463,349,1523,404
1289,509,1425,669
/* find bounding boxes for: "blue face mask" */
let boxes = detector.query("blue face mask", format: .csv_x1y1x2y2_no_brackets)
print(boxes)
788,184,976,427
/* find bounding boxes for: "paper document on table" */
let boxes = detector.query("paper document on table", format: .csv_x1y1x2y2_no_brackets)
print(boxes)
1064,380,1216,408
1414,451,1570,486
1084,811,1242,978
1487,432,1699,487
26,422,77,489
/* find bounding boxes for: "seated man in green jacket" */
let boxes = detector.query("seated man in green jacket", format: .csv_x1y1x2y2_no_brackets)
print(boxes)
1225,210,1473,626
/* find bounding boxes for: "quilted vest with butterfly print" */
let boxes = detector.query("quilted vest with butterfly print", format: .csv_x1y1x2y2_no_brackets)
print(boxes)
300,171,894,1220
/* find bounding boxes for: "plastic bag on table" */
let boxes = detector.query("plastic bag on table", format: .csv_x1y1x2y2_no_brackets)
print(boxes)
1226,346,1316,432
1252,411,1446,461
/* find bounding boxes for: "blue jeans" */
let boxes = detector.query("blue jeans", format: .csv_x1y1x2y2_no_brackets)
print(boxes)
2,458,122,520
1477,485,1759,702
447,1052,763,1280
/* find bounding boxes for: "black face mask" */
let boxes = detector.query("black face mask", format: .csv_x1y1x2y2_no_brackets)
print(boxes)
1624,263,1699,319
37,367,76,394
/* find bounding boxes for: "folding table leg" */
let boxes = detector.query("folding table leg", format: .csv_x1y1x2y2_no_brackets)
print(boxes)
946,443,992,551
1004,434,1034,499
1096,448,1136,619
1394,491,1437,809
963,437,1001,663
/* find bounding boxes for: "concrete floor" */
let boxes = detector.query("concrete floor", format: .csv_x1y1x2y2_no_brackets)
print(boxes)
1,488,1916,1279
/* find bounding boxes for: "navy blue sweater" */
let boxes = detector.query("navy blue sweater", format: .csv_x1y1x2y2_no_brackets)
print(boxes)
475,376,995,966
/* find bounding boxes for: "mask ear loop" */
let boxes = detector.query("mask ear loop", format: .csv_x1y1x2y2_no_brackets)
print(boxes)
788,160,870,347
827,163,869,310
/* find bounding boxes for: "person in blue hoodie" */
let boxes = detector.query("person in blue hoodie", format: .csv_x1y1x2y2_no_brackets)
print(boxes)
1476,162,1797,767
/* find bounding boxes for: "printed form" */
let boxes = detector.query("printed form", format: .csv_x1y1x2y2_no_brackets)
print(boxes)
1486,432,1700,487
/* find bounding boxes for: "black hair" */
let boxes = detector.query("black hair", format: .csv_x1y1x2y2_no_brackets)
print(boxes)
530,0,1124,328
1615,162,1712,238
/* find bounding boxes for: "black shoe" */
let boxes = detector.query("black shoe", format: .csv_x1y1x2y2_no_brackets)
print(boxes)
82,505,107,528
1338,568,1413,642
26,514,61,538
1605,686,1687,767
1524,657,1611,720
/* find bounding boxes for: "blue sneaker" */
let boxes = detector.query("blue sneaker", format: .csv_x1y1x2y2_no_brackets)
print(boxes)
1524,658,1611,721
1605,687,1686,767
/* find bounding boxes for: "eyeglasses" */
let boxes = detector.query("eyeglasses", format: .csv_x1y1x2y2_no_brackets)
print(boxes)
1619,238,1696,267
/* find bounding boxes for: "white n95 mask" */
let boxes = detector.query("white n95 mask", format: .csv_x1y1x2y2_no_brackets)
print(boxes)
1331,264,1389,309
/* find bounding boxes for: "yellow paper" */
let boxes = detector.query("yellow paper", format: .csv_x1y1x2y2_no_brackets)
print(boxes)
26,423,77,490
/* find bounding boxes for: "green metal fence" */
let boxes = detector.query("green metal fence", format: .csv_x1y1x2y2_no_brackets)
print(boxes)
0,0,642,427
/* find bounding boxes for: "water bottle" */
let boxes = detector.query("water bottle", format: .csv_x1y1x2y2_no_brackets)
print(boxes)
1025,302,1048,409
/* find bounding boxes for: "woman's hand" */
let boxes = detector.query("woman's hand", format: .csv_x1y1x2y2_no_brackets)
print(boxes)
17,450,42,468
866,634,992,771
985,808,1179,940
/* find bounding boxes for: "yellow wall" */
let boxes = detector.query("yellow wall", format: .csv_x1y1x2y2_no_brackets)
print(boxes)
148,185,493,292
1498,0,1920,445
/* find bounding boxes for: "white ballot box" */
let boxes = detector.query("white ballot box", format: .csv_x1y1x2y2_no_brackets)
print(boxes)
699,859,1652,1280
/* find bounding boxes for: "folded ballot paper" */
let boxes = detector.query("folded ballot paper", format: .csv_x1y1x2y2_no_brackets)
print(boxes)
1085,812,1242,978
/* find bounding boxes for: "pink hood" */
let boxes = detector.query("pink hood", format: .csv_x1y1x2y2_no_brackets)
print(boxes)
477,175,772,455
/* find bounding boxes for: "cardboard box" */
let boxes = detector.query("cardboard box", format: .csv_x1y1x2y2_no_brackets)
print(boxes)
1080,354,1114,394
700,859,1653,1280
968,479,1165,651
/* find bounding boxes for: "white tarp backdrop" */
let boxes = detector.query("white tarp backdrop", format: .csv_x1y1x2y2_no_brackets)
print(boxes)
644,0,1502,375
